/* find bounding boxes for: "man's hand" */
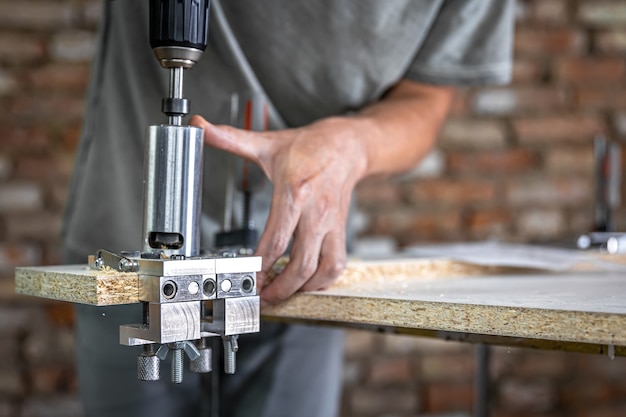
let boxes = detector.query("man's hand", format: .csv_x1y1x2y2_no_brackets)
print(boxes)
190,79,453,304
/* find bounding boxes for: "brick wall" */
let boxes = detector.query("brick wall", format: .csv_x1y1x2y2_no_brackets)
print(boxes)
1,1,625,416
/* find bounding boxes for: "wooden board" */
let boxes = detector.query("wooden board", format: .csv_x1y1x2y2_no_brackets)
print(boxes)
262,270,626,348
14,259,517,306
15,264,138,305
14,256,626,353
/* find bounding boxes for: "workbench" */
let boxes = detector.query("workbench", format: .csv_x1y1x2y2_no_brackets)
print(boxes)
14,243,626,356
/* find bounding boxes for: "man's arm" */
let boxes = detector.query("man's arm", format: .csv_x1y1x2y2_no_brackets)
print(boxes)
190,79,454,303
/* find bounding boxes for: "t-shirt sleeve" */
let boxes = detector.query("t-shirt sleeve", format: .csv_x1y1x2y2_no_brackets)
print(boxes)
406,0,515,86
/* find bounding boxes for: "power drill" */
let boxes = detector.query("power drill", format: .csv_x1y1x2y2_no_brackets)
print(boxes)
93,0,262,384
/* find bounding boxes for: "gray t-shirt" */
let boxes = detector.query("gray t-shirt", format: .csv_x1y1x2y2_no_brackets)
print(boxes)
62,0,514,256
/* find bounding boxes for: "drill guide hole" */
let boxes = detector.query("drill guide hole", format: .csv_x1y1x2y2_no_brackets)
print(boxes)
203,279,216,296
241,276,254,293
163,281,177,299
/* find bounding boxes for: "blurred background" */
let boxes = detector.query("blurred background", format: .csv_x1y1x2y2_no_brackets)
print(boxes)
1,0,626,416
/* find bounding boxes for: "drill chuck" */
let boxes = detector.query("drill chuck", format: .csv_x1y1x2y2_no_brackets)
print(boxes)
149,0,211,69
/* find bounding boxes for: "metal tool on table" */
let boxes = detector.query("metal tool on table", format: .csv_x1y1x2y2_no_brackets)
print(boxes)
92,0,261,384
577,134,624,253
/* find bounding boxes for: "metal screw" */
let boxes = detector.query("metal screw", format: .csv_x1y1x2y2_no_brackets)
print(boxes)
222,335,239,374
170,342,185,384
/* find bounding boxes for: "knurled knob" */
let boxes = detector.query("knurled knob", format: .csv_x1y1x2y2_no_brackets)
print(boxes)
138,353,160,381
190,347,212,373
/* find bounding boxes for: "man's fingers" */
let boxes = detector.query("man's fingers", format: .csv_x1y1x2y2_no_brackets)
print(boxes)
254,188,301,289
300,230,346,292
260,217,325,304
189,115,266,165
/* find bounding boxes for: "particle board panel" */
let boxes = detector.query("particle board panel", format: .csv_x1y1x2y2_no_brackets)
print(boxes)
13,257,626,350
15,264,138,305
14,259,516,306
262,271,626,347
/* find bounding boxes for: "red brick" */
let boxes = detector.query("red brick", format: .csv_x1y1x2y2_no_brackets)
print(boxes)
578,87,626,109
15,154,74,183
506,177,592,206
28,63,91,91
423,382,473,413
344,330,378,359
0,182,43,212
368,209,462,244
350,387,418,415
439,118,507,150
447,150,539,175
50,30,96,62
42,241,64,266
448,89,470,117
0,2,76,29
509,350,569,378
531,0,569,22
464,208,512,238
0,154,11,180
10,94,86,123
0,243,42,272
0,307,32,334
545,146,594,174
574,405,626,417
563,363,626,405
513,114,604,144
0,69,19,96
83,0,104,27
355,180,402,208
403,211,463,243
31,366,68,394
407,179,497,206
46,303,75,328
555,57,626,85
383,335,471,355
515,27,587,56
50,183,69,210
5,212,62,241
512,59,545,83
515,208,567,240
0,126,50,153
472,86,570,115
0,368,24,397
514,0,531,22
62,123,83,151
367,357,412,385
342,361,361,386
498,378,559,413
0,338,19,364
0,401,18,417
595,30,626,54
25,325,75,366
21,396,83,417
419,354,475,382
613,111,626,137
0,33,45,64
578,1,626,26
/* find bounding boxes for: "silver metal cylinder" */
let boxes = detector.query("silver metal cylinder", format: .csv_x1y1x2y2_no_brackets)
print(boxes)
168,67,184,126
142,124,204,257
